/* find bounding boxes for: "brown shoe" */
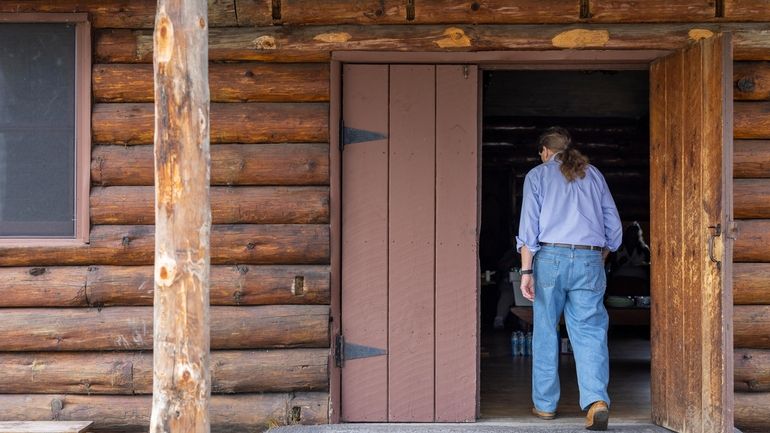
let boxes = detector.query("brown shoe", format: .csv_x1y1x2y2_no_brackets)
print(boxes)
531,407,556,420
585,400,609,431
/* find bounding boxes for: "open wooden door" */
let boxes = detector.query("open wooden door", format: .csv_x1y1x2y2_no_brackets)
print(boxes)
340,64,479,422
649,34,734,432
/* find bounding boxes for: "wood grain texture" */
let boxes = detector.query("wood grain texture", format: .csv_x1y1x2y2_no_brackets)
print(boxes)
91,186,329,225
734,179,770,218
734,141,770,178
434,65,478,422
0,350,327,394
387,65,435,422
735,102,770,139
0,225,330,266
734,263,770,305
93,63,329,103
734,62,770,101
0,422,92,433
735,349,770,392
0,305,329,351
588,0,715,22
91,143,329,186
412,0,579,24
725,0,770,21
735,392,770,433
92,103,329,145
0,393,328,432
340,64,389,422
93,25,770,63
0,264,329,307
0,0,237,28
232,0,272,26
735,306,770,349
735,220,770,262
281,0,405,24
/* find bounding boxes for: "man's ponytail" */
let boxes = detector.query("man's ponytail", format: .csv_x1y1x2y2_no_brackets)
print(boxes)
538,126,589,182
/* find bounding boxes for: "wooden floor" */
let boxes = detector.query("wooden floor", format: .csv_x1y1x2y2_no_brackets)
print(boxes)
480,329,651,423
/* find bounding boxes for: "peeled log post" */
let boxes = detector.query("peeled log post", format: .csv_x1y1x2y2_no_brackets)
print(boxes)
151,2,211,433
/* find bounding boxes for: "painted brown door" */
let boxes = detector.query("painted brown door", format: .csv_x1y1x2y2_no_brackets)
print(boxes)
649,34,734,432
340,64,478,422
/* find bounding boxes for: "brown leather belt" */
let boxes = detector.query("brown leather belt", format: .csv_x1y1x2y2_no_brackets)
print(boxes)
541,242,603,251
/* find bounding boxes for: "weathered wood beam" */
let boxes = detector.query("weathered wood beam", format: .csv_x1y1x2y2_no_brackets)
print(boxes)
734,305,770,349
0,305,329,351
588,0,715,22
0,225,330,266
91,186,329,225
93,25,770,63
93,63,329,103
0,393,328,432
734,263,770,305
734,140,770,178
0,0,237,28
735,349,770,392
91,144,329,187
735,102,770,139
725,0,770,22
92,103,328,145
735,220,770,262
0,350,327,394
233,0,272,26
735,179,770,219
0,265,330,307
735,392,770,433
734,62,770,101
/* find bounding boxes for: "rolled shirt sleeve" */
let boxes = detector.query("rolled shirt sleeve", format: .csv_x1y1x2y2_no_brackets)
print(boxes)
600,174,623,251
516,172,542,253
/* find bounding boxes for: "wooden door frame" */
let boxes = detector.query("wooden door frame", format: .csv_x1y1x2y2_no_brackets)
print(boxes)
329,47,733,427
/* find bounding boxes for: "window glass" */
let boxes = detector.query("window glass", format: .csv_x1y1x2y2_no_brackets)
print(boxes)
0,23,76,237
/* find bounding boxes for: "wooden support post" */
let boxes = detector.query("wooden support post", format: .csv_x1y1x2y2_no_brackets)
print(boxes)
149,1,211,433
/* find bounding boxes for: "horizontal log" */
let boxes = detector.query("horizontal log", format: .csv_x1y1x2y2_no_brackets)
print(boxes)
92,143,329,186
587,0,715,22
735,179,770,219
0,305,329,351
0,224,329,266
734,263,770,305
93,63,329,103
734,305,770,349
0,0,237,28
93,25,770,63
91,186,329,225
92,103,328,145
735,102,770,139
0,393,328,432
735,392,770,433
725,0,770,22
735,220,770,262
0,349,327,394
233,0,272,26
0,265,330,307
734,62,770,101
734,140,770,178
735,349,770,392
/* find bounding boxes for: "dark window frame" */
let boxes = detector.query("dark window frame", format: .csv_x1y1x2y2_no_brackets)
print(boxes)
0,13,91,245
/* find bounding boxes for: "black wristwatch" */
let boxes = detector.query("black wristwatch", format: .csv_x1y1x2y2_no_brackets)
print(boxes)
519,269,533,275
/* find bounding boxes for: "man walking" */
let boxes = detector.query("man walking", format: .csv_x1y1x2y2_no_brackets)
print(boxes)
516,127,622,431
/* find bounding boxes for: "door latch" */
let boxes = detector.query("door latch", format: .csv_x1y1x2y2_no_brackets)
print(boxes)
708,223,722,270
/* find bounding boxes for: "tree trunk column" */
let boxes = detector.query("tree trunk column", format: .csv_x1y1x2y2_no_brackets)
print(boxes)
150,1,211,433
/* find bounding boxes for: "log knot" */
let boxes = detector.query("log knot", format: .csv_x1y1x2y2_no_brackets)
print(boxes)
688,28,714,41
434,27,472,48
252,35,277,50
313,32,352,43
29,267,46,276
154,11,174,63
737,77,756,92
552,29,610,48
156,255,177,287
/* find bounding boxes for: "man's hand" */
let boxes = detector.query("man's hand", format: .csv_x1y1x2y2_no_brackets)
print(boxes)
520,274,535,301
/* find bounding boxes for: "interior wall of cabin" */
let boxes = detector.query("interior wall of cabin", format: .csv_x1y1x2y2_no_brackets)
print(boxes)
479,69,652,420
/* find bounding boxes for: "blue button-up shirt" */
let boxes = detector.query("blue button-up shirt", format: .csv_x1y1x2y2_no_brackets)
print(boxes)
516,156,623,254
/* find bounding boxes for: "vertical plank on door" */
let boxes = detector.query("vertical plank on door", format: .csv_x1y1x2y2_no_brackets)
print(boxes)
341,64,389,422
649,59,667,427
388,65,436,422
664,49,686,433
682,42,704,432
434,65,479,422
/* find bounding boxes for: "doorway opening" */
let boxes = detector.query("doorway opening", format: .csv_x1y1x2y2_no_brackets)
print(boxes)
479,69,652,422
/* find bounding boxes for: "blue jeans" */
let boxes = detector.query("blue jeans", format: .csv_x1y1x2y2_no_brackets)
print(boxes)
532,245,610,412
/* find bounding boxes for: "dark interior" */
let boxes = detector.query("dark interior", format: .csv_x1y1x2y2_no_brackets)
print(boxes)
479,69,652,421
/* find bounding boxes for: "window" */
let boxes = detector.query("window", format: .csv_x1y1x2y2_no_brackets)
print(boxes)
0,14,90,243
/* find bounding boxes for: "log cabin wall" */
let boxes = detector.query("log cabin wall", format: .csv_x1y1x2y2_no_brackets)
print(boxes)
0,1,769,432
